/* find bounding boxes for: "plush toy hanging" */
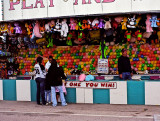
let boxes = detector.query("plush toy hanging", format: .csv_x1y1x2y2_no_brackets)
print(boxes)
92,18,99,30
33,21,42,38
69,18,76,30
150,15,159,27
8,23,14,36
104,18,111,29
25,23,31,36
111,19,118,30
61,19,68,38
1,23,8,33
99,39,108,59
137,30,142,41
127,15,136,28
78,31,85,41
30,21,42,43
98,19,105,29
66,32,73,46
47,37,53,47
45,22,51,33
87,19,92,30
54,19,62,32
78,20,83,30
14,23,22,34
146,14,153,32
49,20,55,33
39,21,45,34
82,19,88,30
135,16,141,27
121,17,128,30
125,30,131,42
149,30,158,44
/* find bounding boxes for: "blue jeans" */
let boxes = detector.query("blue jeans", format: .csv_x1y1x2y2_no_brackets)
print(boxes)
35,77,46,105
45,90,51,103
122,72,131,80
51,86,66,106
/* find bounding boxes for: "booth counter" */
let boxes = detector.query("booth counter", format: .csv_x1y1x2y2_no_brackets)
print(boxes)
0,75,160,105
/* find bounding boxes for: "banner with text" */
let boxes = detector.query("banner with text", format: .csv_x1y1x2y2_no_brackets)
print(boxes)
65,81,117,89
3,0,160,21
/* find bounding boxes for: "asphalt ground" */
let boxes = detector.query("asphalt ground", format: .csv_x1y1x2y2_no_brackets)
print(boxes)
0,101,160,121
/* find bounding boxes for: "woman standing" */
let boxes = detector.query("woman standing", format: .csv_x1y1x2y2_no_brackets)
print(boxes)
46,59,67,107
34,57,46,105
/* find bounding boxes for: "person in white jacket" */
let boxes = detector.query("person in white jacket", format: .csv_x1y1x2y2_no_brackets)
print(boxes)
34,56,46,105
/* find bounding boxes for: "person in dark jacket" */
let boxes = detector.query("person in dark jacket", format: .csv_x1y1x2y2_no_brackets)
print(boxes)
46,59,67,107
118,48,133,80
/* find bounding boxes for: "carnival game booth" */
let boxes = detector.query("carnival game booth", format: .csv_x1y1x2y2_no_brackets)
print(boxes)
0,0,160,105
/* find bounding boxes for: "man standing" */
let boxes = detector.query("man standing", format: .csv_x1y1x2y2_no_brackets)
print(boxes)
44,56,53,105
118,48,133,80
45,56,59,72
45,56,53,72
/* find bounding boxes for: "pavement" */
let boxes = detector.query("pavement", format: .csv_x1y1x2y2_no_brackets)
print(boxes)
0,101,160,121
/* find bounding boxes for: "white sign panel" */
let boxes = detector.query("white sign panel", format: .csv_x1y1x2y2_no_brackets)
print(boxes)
66,81,117,89
48,0,75,17
97,59,109,74
22,0,48,19
3,0,160,21
102,0,132,13
4,0,22,20
132,0,160,12
73,0,102,16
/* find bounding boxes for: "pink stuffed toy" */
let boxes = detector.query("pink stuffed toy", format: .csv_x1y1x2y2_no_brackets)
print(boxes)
79,74,86,81
69,18,77,30
34,21,42,38
146,14,153,32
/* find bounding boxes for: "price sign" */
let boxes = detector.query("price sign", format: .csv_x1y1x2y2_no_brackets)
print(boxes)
97,59,109,74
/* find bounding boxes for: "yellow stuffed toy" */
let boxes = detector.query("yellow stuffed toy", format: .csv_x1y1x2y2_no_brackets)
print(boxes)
121,17,128,30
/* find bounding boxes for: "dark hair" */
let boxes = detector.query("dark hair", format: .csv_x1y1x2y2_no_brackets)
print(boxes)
48,59,58,78
50,59,57,68
121,48,127,53
49,56,53,59
37,56,43,64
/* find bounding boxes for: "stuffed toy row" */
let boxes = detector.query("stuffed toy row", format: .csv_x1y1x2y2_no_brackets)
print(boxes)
0,14,160,49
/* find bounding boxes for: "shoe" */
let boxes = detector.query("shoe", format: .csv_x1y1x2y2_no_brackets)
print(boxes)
46,103,49,106
62,103,67,106
52,104,57,107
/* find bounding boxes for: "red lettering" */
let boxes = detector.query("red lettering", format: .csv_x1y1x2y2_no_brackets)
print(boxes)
22,0,33,9
94,83,98,87
34,0,45,8
102,0,115,3
108,83,112,87
112,83,114,87
74,83,78,86
49,0,54,7
70,82,73,86
9,0,20,10
90,83,93,87
86,83,90,87
101,83,105,87
78,83,81,87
